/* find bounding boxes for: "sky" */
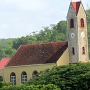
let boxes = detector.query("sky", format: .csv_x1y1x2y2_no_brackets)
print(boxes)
0,0,90,39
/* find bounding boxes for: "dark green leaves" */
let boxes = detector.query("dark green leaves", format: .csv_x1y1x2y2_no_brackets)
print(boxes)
27,63,90,90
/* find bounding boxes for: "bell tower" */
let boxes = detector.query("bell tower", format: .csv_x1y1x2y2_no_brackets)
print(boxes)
67,1,89,63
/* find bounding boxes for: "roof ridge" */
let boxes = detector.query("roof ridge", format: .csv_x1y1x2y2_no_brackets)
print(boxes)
21,41,68,46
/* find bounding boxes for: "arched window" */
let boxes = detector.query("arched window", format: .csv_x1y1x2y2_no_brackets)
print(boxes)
21,71,27,84
32,70,38,79
80,18,84,27
82,47,85,54
70,19,74,28
0,76,3,82
72,47,75,55
10,72,16,85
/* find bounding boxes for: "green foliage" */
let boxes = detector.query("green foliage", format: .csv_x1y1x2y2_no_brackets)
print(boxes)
12,21,67,50
0,38,16,59
86,9,90,58
0,82,3,88
0,82,11,88
0,76,3,82
27,63,90,90
0,84,60,90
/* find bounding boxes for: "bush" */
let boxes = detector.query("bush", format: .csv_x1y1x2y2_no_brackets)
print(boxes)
0,82,11,88
0,76,3,82
0,82,3,88
27,63,90,90
0,84,60,90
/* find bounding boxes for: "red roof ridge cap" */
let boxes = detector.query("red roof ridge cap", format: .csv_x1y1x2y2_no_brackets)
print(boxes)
71,1,81,14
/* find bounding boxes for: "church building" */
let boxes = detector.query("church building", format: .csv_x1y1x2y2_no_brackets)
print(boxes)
0,1,89,85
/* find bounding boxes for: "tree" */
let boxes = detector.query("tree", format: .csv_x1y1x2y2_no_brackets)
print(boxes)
27,63,90,90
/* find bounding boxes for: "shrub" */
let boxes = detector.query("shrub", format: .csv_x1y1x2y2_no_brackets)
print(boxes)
0,76,3,82
27,63,90,90
0,84,60,90
0,82,11,89
0,82,3,88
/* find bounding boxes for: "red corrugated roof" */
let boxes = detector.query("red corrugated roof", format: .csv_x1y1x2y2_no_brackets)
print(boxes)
0,58,10,69
6,41,68,66
71,1,81,14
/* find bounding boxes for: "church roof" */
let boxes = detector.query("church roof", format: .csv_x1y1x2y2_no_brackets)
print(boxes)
6,41,68,67
0,58,10,69
71,1,81,14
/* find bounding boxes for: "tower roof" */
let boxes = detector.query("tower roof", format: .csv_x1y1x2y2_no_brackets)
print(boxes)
71,1,81,14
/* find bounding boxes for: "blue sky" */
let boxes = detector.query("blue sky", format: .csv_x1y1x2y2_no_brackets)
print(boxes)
0,0,90,38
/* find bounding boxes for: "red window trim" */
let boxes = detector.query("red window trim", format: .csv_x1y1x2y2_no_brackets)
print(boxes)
80,18,84,27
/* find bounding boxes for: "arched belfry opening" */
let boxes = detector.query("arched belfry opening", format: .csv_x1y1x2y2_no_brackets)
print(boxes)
80,18,84,27
70,19,74,28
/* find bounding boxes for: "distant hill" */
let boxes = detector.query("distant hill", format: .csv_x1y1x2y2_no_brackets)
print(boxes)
0,9,90,59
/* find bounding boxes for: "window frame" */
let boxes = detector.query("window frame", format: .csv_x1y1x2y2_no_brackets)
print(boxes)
21,71,27,84
0,76,3,81
32,70,38,79
80,18,84,27
10,72,16,85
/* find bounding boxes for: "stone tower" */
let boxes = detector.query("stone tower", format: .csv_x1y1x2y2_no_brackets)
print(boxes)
67,1,89,63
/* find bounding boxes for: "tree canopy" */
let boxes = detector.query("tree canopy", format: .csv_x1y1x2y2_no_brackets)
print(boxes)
26,63,90,90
